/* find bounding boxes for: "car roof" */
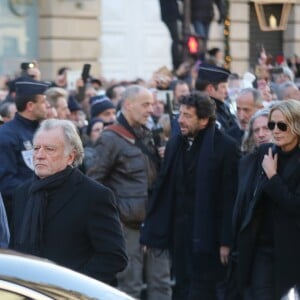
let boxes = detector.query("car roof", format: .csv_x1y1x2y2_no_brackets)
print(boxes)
0,249,134,300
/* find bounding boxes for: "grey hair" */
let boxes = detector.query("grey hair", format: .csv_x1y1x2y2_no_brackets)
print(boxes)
242,108,270,153
275,81,299,100
34,119,84,167
282,66,295,82
121,85,151,113
237,87,263,107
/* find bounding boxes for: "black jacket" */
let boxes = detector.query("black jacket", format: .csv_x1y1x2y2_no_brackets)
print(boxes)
159,0,180,23
191,0,225,23
233,144,300,299
141,128,240,257
10,168,127,285
213,97,239,133
0,113,39,221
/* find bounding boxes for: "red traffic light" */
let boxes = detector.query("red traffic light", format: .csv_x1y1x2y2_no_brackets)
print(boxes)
187,36,199,54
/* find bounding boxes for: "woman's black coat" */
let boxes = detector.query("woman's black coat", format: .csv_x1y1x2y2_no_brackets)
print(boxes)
233,143,300,299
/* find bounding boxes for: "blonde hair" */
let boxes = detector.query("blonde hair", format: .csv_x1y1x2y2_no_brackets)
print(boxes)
269,100,300,140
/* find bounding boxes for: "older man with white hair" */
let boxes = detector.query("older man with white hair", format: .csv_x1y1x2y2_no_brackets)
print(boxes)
10,119,127,286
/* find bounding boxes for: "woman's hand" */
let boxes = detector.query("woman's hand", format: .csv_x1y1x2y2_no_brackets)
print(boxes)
220,246,230,265
262,147,278,179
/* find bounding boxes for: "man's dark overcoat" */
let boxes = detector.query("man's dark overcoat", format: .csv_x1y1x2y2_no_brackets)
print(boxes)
10,168,127,285
232,143,300,299
141,128,240,280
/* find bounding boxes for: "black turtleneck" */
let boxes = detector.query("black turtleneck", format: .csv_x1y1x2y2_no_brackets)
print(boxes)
277,145,299,174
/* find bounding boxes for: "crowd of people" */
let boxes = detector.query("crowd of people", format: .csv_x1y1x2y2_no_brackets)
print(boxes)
0,46,300,300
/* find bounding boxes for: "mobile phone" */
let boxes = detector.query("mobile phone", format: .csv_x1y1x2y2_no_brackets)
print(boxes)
81,64,91,84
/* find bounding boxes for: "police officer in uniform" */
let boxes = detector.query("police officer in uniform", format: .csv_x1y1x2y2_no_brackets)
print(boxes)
0,78,49,223
196,63,239,133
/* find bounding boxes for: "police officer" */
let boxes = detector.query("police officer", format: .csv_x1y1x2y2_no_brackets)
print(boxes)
0,78,49,223
196,63,239,133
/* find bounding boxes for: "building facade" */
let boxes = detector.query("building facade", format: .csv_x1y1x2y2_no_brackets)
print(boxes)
0,0,299,81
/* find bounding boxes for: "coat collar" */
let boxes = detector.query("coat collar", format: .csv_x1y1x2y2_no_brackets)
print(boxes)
279,146,300,181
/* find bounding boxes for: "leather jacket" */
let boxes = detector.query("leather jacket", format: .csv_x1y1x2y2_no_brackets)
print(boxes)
88,123,158,228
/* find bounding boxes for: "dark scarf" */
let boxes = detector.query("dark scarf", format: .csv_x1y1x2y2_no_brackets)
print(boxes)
15,166,74,256
117,113,160,167
193,124,216,253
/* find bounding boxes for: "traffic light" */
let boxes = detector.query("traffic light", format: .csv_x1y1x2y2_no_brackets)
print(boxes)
185,35,203,60
187,35,199,55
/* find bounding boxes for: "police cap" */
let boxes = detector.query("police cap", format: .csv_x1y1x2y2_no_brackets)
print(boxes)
198,63,231,84
15,78,49,97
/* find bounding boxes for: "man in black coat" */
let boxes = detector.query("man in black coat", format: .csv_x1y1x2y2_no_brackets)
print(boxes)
141,92,240,299
10,119,127,286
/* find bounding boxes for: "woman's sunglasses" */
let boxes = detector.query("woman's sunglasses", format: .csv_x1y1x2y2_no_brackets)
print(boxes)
267,121,288,132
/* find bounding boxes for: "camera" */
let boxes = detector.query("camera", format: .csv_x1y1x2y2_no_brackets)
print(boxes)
20,62,36,79
151,124,164,148
20,62,35,71
269,67,283,75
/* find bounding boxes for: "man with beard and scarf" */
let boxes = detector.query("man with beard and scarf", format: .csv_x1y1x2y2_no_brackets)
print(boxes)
9,119,127,286
88,85,172,300
140,91,240,300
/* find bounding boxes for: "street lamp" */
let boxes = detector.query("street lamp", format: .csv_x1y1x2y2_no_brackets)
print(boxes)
251,0,296,31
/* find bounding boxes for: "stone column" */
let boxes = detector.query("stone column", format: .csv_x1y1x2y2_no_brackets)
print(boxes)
284,3,300,58
38,0,100,80
229,0,250,76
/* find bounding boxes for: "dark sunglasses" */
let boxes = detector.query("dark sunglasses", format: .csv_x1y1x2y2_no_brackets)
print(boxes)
267,121,288,132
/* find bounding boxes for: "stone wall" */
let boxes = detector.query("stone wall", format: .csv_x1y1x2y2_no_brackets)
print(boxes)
36,0,300,80
38,0,100,80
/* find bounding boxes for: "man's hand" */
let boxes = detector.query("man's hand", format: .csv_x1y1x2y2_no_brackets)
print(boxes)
220,246,230,265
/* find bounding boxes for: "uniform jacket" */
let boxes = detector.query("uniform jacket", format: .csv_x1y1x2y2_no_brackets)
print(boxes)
10,168,127,285
233,144,300,299
88,123,154,228
141,128,240,252
213,97,239,133
227,125,244,147
0,113,38,202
